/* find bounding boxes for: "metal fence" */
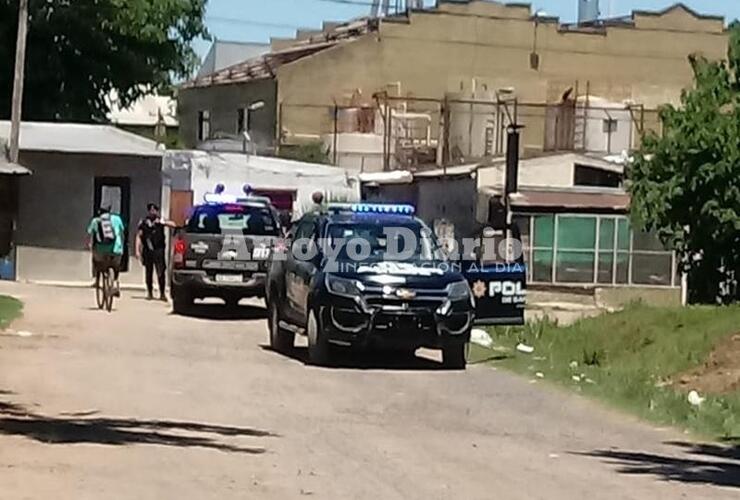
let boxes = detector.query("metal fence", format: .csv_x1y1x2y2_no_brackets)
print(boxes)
277,94,660,171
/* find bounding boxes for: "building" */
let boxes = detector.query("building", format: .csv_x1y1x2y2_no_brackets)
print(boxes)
361,152,680,303
0,121,164,283
178,1,727,164
163,150,360,224
0,143,32,280
107,91,179,147
196,40,271,78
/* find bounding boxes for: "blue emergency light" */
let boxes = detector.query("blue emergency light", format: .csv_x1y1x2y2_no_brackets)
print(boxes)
345,203,415,215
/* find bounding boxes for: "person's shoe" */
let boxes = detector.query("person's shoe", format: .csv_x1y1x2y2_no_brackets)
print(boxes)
146,293,154,301
159,295,168,302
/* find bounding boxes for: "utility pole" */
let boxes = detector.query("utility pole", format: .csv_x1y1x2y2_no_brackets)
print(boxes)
9,0,30,163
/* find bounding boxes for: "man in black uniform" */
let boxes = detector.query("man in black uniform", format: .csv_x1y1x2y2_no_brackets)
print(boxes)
136,203,175,301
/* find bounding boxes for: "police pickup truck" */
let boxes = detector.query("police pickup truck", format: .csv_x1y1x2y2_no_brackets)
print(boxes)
170,191,281,314
266,203,476,369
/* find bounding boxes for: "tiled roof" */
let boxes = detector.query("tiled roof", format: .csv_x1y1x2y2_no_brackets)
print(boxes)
182,20,375,89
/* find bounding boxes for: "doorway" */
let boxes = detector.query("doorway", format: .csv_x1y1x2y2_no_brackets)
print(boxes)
0,176,18,280
94,177,131,272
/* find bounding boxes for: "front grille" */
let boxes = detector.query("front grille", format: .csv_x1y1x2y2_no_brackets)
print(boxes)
361,286,447,311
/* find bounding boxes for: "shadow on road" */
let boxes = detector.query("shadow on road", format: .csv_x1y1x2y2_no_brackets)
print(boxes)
577,441,740,488
261,344,447,371
174,303,268,321
0,395,276,454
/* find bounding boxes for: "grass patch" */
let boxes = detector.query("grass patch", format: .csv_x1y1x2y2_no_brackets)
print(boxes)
470,303,740,441
0,295,22,330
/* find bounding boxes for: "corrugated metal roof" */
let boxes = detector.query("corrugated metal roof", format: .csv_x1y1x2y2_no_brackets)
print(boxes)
0,121,163,157
511,187,630,211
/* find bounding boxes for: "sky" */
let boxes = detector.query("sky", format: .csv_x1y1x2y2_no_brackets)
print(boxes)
198,0,740,58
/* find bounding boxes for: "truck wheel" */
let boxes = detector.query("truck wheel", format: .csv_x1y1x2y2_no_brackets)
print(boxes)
307,310,331,366
442,343,468,370
269,302,294,353
172,290,193,315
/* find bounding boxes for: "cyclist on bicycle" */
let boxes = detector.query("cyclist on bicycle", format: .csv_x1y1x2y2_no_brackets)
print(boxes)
86,206,125,296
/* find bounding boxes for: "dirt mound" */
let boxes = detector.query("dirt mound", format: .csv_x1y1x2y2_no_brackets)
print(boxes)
674,333,740,395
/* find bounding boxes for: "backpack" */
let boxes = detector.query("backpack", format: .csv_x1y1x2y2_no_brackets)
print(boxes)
96,214,116,244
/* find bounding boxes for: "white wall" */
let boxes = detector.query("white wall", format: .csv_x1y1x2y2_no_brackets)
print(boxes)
323,133,387,173
17,246,148,285
165,151,361,217
477,155,578,190
582,107,632,154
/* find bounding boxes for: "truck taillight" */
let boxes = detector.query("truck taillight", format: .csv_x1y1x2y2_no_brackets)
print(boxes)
173,238,186,268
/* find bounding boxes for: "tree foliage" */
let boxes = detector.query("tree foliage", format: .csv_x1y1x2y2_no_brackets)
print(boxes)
278,141,331,165
0,0,207,122
629,23,740,304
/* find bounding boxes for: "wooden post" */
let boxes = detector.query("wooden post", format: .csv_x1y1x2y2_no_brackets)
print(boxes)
332,105,339,166
9,0,29,163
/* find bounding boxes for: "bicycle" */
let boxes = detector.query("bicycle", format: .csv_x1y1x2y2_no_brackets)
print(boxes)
95,267,116,312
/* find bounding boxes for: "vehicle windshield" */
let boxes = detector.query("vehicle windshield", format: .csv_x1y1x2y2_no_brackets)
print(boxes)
187,204,279,236
325,220,446,263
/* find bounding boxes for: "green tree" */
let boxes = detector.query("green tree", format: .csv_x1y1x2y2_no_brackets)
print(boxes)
629,23,740,304
278,141,331,165
0,0,207,122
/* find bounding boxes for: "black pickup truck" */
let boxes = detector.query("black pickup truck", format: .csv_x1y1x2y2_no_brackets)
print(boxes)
170,196,281,314
266,203,476,368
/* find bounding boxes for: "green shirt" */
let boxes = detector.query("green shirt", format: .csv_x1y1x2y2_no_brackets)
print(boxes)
87,214,125,255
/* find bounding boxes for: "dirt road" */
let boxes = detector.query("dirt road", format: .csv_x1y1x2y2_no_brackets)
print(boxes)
0,282,737,499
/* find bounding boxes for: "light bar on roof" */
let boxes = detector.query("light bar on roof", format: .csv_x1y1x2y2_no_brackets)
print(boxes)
330,203,415,215
204,193,238,204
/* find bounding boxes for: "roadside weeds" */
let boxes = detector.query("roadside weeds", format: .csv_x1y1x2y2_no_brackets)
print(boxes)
470,303,740,442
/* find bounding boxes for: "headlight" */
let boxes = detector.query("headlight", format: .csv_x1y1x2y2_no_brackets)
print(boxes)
325,275,364,298
447,280,472,300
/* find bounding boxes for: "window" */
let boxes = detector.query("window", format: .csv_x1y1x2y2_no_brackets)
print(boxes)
573,164,622,188
602,118,618,134
197,110,210,141
484,125,495,156
555,216,596,283
524,213,677,287
187,204,278,236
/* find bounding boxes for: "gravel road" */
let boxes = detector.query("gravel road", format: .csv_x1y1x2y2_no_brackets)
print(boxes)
0,282,737,499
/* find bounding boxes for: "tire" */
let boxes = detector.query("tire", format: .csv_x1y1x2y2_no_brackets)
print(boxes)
268,302,294,353
104,269,115,312
442,342,468,370
307,310,331,366
172,289,193,315
95,272,105,310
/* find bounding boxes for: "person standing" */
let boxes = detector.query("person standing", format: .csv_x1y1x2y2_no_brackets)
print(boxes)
310,191,325,214
136,203,175,301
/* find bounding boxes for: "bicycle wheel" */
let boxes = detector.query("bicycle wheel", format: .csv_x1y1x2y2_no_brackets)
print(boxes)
104,268,115,312
95,271,105,310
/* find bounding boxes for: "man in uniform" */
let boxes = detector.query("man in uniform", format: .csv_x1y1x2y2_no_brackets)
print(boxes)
135,203,176,301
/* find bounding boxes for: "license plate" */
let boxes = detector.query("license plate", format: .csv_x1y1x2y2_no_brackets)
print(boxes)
216,274,243,283
204,260,259,271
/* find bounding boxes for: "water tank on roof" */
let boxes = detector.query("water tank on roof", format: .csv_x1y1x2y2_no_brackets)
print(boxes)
578,0,600,23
